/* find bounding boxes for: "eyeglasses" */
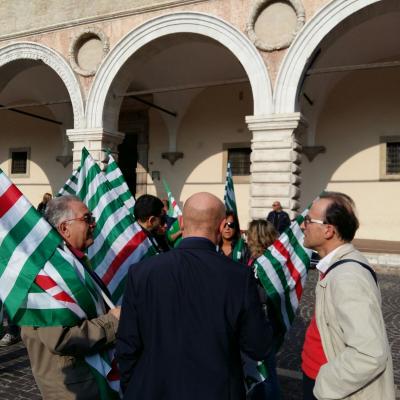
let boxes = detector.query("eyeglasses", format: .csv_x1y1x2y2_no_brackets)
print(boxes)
224,221,236,229
62,213,96,225
303,215,325,227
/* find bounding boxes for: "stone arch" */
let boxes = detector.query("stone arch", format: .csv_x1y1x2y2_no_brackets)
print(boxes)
0,41,85,128
274,0,380,114
86,11,272,130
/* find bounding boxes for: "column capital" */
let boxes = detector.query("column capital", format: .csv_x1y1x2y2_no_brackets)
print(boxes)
66,128,125,169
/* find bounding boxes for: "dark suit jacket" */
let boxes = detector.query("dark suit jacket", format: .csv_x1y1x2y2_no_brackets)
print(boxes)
116,237,272,400
267,210,291,233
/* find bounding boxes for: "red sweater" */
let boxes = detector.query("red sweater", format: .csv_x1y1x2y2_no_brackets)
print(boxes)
301,314,328,379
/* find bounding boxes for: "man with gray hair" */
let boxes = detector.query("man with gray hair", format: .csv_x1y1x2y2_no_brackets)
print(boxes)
21,195,120,400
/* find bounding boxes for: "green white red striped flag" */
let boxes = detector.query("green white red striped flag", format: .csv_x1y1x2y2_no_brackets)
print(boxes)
0,168,119,398
244,207,312,392
162,178,183,248
0,168,62,321
224,161,238,215
105,154,135,215
255,208,312,338
58,167,80,196
59,148,156,304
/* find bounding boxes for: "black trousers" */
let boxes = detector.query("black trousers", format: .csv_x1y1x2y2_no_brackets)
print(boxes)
302,373,317,400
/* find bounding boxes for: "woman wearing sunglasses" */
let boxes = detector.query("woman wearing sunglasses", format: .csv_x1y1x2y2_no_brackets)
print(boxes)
218,210,249,264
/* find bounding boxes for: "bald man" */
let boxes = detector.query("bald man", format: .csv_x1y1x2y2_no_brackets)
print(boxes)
116,192,272,400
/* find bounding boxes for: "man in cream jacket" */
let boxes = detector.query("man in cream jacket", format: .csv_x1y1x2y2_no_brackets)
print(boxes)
300,191,395,400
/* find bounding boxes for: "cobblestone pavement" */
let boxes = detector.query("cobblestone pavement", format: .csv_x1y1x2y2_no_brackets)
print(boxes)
0,268,399,399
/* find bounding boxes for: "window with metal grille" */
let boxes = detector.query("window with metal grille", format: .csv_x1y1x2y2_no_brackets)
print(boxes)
386,141,400,174
11,149,28,174
228,148,251,176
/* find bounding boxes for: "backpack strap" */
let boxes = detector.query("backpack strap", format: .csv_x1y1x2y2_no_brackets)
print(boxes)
324,259,378,285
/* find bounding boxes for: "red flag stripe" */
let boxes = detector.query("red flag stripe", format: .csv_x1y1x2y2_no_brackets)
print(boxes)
0,183,23,218
102,230,147,285
53,291,76,304
35,275,57,290
273,240,303,300
35,275,76,304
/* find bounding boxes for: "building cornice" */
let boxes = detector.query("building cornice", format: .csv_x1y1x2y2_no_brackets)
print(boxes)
0,0,206,42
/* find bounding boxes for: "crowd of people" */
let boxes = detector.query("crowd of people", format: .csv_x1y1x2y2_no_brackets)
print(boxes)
0,191,395,399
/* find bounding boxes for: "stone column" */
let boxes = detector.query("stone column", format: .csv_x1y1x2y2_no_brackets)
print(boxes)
246,113,306,220
66,128,125,169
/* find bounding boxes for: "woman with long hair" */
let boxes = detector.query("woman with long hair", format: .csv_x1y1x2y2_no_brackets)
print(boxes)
246,219,281,400
218,210,248,264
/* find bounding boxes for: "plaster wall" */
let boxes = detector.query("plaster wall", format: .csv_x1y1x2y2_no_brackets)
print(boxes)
0,109,72,206
300,68,400,241
0,0,331,96
145,82,252,227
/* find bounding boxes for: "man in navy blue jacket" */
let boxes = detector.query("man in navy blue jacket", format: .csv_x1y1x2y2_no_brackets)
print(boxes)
116,192,272,400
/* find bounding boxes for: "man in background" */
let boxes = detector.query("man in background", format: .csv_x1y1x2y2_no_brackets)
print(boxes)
134,194,169,252
267,201,290,234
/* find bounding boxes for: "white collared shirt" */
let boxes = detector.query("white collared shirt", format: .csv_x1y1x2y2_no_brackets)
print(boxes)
316,244,348,275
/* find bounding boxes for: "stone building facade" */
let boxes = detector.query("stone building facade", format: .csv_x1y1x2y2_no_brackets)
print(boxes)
0,0,398,242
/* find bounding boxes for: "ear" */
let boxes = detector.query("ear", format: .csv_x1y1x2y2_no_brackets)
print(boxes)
219,218,227,234
58,221,69,239
324,224,336,240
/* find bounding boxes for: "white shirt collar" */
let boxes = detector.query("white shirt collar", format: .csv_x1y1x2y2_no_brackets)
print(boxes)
316,244,347,274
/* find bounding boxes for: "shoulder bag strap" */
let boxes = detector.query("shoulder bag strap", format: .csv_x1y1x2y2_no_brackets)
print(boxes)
324,258,378,285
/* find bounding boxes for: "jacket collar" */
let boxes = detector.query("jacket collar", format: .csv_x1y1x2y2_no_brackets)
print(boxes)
317,242,355,287
178,237,217,251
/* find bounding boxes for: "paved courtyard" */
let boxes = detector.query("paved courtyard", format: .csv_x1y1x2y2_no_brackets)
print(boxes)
0,267,399,399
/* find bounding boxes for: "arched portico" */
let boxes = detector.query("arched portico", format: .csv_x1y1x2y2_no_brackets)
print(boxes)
85,11,272,130
76,11,274,222
274,0,381,114
0,42,84,129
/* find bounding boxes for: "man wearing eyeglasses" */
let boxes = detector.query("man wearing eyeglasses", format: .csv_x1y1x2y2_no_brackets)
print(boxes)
300,192,394,400
21,195,120,400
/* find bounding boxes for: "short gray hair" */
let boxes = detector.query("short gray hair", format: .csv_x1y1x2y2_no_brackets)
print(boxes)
45,195,81,228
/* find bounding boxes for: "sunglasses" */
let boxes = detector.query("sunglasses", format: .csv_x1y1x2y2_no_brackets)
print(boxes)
224,221,236,229
62,213,96,225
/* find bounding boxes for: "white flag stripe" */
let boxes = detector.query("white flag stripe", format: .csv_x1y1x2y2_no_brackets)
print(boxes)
0,172,12,196
42,259,80,304
0,195,31,247
104,168,120,181
25,292,69,309
269,246,297,290
257,255,291,328
94,223,144,278
0,218,53,302
89,206,130,256
77,156,93,203
90,188,129,230
267,243,302,316
57,247,105,316
107,240,152,294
